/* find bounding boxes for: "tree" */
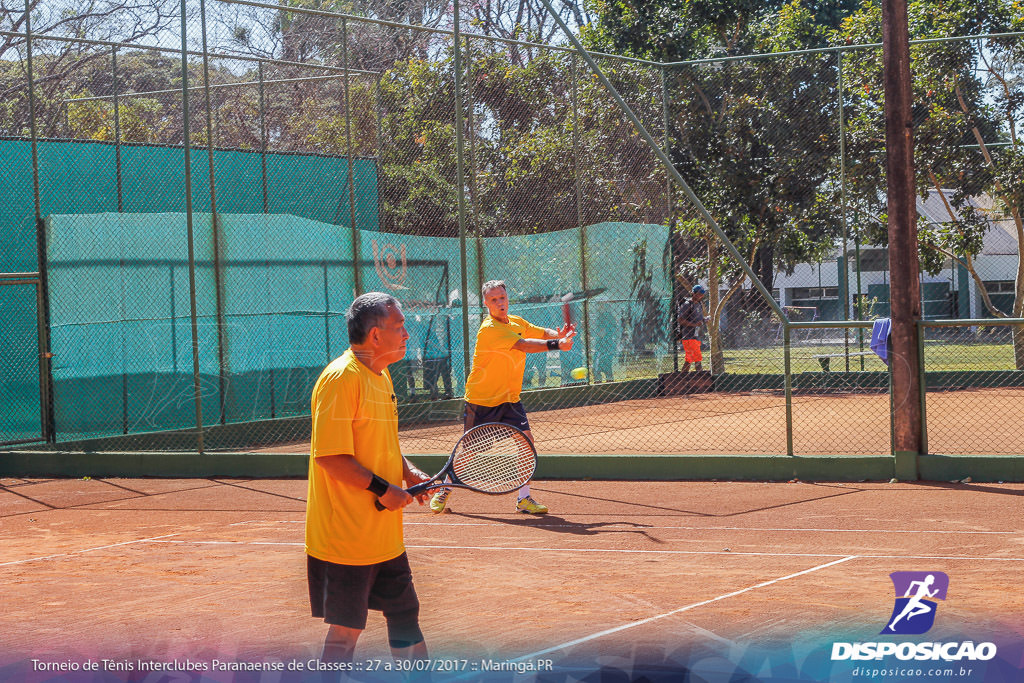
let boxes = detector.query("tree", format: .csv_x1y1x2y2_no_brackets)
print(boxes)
376,53,460,235
585,0,858,372
838,0,1024,366
1,0,182,137
582,0,859,60
467,45,579,236
463,0,592,44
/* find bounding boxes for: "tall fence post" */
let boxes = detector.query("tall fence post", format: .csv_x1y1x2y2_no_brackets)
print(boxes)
837,50,850,372
917,321,928,455
784,324,794,456
571,55,592,382
342,18,362,296
883,0,923,477
25,0,56,444
181,0,206,453
115,47,128,436
463,36,485,294
453,0,473,380
256,60,277,419
111,46,126,442
112,47,124,212
661,65,678,373
855,233,865,369
199,0,227,426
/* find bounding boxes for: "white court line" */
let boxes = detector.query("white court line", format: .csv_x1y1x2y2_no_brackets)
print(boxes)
229,519,1017,535
150,540,303,546
141,540,1024,562
507,556,859,664
0,533,182,567
406,523,1017,535
403,544,1024,562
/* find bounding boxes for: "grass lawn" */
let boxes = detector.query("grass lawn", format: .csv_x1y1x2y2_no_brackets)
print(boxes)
607,342,1019,378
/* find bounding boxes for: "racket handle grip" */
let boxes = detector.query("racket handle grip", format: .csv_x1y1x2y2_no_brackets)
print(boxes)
374,499,386,511
406,482,429,497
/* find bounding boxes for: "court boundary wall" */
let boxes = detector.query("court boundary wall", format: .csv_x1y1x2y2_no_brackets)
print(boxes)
3,450,1023,482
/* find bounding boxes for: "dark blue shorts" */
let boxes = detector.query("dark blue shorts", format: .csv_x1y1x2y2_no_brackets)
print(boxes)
463,401,530,432
307,552,421,639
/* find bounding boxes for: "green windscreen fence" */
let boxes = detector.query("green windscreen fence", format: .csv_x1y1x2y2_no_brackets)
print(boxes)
0,281,42,445
2,135,677,449
1,138,380,445
41,216,670,446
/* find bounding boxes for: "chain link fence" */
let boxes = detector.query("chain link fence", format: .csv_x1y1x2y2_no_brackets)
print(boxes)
2,0,1024,461
921,320,1024,455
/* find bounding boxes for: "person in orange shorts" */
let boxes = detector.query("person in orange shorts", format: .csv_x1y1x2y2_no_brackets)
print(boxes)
677,285,706,373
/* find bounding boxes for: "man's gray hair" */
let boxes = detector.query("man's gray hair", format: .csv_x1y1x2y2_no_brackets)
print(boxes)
347,292,400,344
481,279,506,301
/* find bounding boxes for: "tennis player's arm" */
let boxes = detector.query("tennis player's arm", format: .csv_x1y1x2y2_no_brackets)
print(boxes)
315,453,413,510
512,327,575,352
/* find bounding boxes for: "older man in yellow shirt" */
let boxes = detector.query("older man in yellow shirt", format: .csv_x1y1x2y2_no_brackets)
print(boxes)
305,292,431,666
431,279,576,514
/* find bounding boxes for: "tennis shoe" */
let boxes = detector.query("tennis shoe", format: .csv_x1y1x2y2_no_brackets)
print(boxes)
515,496,548,514
429,488,452,513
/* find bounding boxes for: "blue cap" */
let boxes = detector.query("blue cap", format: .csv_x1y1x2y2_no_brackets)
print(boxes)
692,285,706,294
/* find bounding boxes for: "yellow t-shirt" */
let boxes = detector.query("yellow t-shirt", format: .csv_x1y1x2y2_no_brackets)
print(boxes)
305,349,405,566
464,314,546,407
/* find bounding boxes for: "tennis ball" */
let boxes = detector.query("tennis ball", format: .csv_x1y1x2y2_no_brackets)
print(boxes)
570,367,587,380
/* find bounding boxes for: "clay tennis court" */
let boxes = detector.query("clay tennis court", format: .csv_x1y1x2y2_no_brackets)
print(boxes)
3,477,1022,682
249,387,1024,456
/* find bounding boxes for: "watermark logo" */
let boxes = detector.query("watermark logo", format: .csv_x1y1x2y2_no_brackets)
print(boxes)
831,571,996,663
881,571,949,635
372,240,409,291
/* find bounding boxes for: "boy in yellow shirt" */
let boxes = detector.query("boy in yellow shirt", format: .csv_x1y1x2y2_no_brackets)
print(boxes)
305,292,431,665
431,280,576,514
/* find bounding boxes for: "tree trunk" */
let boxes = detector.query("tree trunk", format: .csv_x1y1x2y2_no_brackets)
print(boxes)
756,242,775,305
706,236,726,374
1011,203,1024,370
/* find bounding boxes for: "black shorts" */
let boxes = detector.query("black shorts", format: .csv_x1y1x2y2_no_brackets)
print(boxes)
307,553,420,631
463,401,530,432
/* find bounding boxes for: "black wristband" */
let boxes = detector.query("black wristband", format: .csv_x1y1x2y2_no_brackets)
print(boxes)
366,474,390,497
546,339,559,351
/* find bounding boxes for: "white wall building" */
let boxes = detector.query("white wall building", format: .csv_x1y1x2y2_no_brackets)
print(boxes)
767,190,1021,321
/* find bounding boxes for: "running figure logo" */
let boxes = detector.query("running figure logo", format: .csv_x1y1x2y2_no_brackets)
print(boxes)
881,571,949,635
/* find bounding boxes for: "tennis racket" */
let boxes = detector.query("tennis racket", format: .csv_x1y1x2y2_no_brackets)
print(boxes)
561,292,573,327
375,422,537,510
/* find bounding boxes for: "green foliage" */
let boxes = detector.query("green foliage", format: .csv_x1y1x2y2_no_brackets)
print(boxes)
853,294,881,319
377,55,459,234
838,0,1022,284
66,96,171,143
585,0,857,302
582,0,859,60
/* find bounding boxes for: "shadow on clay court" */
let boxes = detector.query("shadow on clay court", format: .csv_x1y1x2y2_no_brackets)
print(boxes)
448,510,663,542
911,481,1024,497
536,481,867,518
210,478,307,503
0,478,214,517
0,478,306,518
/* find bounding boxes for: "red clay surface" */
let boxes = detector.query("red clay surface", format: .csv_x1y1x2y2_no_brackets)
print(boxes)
2,477,1022,681
251,388,1024,456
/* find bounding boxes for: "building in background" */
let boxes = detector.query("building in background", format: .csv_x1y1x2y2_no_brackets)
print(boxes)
766,191,1020,322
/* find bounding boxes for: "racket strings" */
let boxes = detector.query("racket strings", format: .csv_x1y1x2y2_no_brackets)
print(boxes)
451,423,536,494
